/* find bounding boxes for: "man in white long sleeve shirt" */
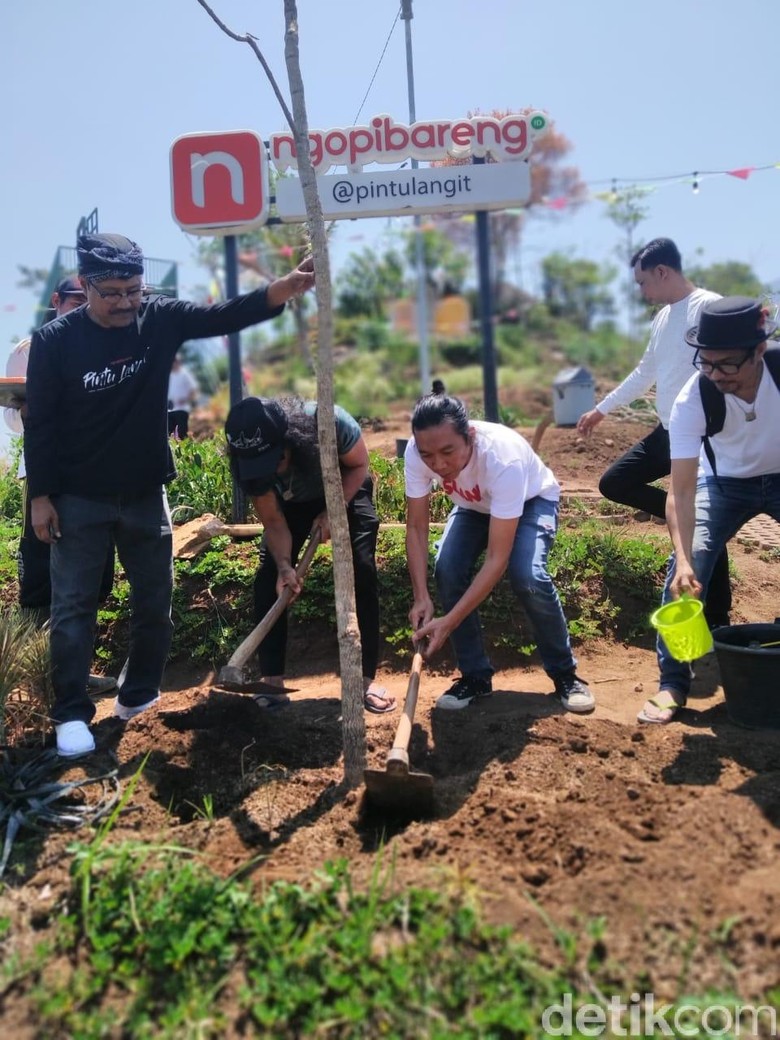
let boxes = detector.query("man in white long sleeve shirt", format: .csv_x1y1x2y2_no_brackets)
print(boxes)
576,237,730,628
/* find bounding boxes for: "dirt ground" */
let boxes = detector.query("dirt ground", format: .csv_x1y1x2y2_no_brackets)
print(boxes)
3,412,780,1019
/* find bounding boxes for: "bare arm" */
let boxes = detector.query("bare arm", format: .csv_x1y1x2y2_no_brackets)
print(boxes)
666,457,701,599
413,515,519,658
406,495,434,630
251,491,301,598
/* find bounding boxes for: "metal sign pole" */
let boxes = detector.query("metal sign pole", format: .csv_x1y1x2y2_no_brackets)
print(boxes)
401,0,431,395
224,234,246,521
473,157,499,422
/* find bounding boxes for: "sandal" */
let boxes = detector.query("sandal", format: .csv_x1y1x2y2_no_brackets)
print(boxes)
637,689,685,725
363,683,396,715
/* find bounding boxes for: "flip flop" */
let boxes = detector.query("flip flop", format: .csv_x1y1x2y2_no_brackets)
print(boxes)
363,685,396,715
637,690,685,725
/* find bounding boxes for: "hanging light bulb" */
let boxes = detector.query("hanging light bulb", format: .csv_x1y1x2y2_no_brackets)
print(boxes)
692,172,700,195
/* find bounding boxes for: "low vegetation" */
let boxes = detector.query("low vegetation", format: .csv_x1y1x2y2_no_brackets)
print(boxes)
0,441,671,748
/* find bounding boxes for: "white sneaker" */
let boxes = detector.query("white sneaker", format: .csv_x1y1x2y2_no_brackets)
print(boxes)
55,721,96,758
113,695,160,721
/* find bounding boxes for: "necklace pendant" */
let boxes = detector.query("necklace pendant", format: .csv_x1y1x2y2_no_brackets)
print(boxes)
745,410,756,422
282,488,294,500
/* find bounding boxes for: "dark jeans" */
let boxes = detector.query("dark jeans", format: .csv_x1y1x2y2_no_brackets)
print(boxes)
49,489,174,724
168,409,190,439
599,423,731,625
253,479,380,679
18,479,115,616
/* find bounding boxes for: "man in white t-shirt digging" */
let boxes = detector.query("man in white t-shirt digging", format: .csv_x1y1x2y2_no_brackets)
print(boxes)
577,238,731,628
640,296,780,723
405,388,594,714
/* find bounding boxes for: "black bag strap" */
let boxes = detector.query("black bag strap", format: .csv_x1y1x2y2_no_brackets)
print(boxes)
698,345,780,477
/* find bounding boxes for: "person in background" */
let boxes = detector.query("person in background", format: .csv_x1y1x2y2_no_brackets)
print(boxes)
24,233,314,758
576,238,731,628
225,395,396,714
405,388,594,714
640,297,780,723
167,355,199,439
4,275,116,695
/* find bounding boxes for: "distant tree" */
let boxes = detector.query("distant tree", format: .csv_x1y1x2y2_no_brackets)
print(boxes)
194,178,317,367
429,113,587,298
336,246,406,318
601,186,652,340
541,252,616,331
403,225,469,295
686,260,768,299
16,265,49,294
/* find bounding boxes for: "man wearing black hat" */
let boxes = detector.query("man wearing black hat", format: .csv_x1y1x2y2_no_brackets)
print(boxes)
24,233,314,757
225,396,396,714
639,296,780,723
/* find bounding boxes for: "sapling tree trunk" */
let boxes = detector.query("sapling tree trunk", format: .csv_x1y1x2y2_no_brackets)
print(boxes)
197,0,366,784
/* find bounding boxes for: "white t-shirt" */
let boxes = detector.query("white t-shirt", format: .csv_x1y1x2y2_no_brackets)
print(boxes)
405,420,560,519
669,364,780,478
168,365,199,411
598,288,720,428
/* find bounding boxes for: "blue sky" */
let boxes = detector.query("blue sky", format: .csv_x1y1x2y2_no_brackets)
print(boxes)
3,0,779,456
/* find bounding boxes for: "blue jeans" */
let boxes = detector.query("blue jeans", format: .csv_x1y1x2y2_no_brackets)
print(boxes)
433,497,577,680
657,473,780,698
49,489,174,724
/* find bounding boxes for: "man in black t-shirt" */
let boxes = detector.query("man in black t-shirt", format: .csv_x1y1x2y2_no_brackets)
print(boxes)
25,233,314,758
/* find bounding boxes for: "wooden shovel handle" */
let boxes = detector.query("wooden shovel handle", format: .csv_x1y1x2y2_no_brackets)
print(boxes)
386,651,424,769
224,527,322,673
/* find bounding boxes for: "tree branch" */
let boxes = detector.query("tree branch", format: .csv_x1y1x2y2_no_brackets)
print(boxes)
194,0,296,130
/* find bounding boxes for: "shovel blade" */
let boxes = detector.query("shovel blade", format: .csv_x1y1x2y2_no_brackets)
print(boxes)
362,767,435,817
213,677,298,695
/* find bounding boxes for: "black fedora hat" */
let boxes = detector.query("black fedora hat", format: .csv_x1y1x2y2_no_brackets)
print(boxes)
685,295,778,351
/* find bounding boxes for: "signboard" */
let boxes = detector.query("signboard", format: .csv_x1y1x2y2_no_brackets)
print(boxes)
169,112,548,233
275,161,531,222
270,111,548,174
170,130,269,235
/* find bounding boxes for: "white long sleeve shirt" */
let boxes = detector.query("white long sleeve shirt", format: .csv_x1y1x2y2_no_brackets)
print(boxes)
597,288,720,428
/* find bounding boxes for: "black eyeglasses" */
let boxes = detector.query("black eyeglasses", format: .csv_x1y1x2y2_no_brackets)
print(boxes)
88,280,144,302
692,353,754,376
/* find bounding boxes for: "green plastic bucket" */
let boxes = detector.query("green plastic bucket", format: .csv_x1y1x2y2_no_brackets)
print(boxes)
650,595,713,662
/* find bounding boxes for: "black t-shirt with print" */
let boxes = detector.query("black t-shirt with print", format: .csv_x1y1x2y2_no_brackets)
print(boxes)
24,290,283,499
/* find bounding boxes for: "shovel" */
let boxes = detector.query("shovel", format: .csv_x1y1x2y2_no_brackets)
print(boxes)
216,526,322,691
363,651,435,815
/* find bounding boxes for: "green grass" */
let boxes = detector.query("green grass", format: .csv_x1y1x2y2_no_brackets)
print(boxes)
6,833,773,1039
0,840,609,1038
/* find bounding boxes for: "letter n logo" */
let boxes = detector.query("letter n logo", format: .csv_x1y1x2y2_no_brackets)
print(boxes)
170,131,269,234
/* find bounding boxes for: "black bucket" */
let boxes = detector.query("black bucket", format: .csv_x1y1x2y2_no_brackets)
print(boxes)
712,622,780,729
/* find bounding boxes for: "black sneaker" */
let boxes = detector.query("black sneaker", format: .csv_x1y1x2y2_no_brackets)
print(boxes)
553,672,595,714
435,675,492,711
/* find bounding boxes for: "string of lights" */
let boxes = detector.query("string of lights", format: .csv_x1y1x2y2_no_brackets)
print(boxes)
545,161,779,209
